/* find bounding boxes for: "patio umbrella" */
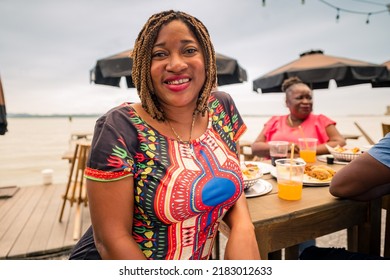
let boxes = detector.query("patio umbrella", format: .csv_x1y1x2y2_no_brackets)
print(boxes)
253,50,390,93
90,49,247,88
0,75,7,135
371,60,390,88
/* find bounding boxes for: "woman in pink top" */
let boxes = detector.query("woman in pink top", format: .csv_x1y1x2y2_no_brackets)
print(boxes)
251,77,346,158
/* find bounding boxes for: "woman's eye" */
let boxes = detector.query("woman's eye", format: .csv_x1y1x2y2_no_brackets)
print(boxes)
152,51,166,58
185,48,197,55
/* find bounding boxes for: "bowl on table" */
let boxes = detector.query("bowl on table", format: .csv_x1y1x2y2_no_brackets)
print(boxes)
242,163,263,190
328,146,363,162
243,174,263,191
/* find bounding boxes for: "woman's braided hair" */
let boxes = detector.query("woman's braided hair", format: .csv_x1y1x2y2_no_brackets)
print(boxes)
131,10,217,121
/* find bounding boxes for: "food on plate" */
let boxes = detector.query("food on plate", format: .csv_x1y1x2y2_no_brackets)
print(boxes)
304,164,336,181
334,146,360,154
242,163,261,180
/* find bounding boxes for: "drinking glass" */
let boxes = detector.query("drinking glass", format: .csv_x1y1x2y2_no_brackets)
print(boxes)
298,138,318,163
275,158,306,201
269,141,289,166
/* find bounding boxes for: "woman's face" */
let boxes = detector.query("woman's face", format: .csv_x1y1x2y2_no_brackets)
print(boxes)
285,83,313,119
150,20,206,111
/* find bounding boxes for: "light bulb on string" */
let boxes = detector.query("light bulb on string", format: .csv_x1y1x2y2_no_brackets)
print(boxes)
262,0,266,7
366,13,371,24
336,8,340,22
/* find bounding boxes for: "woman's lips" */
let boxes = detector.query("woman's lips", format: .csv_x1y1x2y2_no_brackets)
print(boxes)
164,78,191,92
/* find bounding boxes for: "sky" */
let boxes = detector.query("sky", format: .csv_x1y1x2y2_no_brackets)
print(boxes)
0,0,390,117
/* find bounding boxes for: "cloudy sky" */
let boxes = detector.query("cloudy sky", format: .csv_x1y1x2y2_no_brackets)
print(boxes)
1,0,389,116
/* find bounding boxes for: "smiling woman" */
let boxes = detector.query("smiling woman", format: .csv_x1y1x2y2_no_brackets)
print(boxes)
69,10,260,260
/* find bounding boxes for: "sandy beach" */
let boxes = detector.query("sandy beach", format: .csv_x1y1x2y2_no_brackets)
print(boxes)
1,114,389,259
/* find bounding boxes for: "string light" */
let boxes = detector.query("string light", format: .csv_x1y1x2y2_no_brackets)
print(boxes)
319,0,389,24
261,0,389,24
366,12,372,23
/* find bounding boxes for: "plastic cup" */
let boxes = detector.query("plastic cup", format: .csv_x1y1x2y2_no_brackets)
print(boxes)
298,138,318,163
269,141,289,166
275,159,306,201
41,169,53,185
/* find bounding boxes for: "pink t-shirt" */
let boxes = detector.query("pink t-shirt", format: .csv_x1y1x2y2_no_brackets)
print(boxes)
263,114,336,145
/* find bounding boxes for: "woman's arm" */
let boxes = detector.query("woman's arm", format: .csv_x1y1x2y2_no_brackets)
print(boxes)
223,193,261,259
329,152,390,201
251,127,271,158
318,124,346,155
87,176,146,259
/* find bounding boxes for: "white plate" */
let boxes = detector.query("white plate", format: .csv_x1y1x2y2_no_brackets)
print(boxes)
317,154,348,165
244,179,273,198
270,168,330,187
244,161,273,174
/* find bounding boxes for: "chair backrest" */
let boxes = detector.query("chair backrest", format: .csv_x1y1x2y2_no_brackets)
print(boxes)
382,123,390,137
354,122,376,145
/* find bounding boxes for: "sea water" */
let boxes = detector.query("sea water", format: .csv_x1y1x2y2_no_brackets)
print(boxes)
1,114,390,187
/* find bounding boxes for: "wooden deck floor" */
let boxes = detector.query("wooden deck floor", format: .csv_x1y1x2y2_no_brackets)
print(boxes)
0,183,91,259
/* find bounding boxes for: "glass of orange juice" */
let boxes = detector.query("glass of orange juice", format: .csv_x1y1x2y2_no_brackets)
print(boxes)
298,138,318,163
275,159,306,201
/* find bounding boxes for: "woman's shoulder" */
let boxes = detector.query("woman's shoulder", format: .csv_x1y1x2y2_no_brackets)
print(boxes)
210,90,233,102
209,91,238,113
309,113,336,125
102,102,135,117
96,102,137,125
266,115,286,125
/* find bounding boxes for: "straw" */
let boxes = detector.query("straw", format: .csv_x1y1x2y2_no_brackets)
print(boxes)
290,143,295,160
289,143,294,180
298,125,309,150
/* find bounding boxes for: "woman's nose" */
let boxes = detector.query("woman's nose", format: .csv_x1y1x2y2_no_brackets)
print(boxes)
166,54,188,73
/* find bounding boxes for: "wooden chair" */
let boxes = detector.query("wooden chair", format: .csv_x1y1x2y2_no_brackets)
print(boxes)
239,140,255,161
59,139,91,240
382,195,390,258
382,124,390,257
354,122,376,145
382,123,390,136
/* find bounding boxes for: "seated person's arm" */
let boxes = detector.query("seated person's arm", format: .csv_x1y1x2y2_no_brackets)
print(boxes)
87,177,147,259
329,152,390,201
319,124,346,155
223,193,261,259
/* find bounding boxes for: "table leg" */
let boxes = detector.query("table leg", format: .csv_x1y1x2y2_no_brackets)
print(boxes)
284,245,300,259
268,250,282,260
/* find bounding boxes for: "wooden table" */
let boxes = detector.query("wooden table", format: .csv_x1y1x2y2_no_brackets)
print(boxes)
341,133,361,140
219,160,382,260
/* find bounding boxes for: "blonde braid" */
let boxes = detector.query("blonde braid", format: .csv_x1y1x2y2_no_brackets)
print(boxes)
131,10,217,121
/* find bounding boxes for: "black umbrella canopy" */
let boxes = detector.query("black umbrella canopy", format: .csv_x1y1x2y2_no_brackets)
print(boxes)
253,50,390,93
372,61,390,88
0,75,7,135
90,49,247,88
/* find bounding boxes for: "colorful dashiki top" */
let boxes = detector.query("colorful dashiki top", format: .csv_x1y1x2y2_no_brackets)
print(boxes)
84,91,247,260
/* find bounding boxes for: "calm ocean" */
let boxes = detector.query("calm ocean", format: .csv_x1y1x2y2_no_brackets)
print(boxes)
1,114,390,187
